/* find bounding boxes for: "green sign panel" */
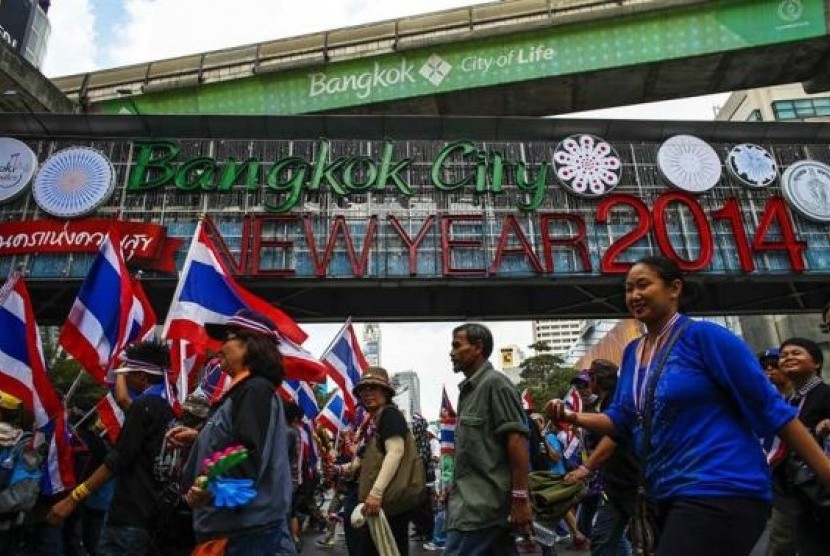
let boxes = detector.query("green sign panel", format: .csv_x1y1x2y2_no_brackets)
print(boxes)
100,0,827,115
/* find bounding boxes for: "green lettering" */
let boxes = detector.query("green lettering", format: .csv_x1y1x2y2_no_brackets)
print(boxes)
515,161,548,211
475,150,488,193
430,141,475,191
127,140,179,191
308,140,346,195
265,157,309,213
343,157,377,192
489,152,506,194
175,157,216,191
375,141,412,195
217,158,260,191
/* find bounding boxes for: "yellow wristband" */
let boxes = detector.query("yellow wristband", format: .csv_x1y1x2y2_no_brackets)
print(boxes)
71,483,90,502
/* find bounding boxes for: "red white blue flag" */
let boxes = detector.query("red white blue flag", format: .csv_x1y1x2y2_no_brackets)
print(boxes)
163,218,325,383
0,272,75,494
95,391,125,444
321,321,369,419
59,228,147,385
440,385,455,418
521,388,534,411
316,390,349,434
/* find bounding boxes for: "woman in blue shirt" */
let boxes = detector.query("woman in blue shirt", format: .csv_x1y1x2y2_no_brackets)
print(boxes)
545,255,830,556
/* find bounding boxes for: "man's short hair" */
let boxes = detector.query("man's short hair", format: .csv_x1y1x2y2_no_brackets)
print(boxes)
453,323,494,359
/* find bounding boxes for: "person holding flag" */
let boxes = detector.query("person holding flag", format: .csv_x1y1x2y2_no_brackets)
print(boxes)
164,309,297,555
47,340,174,556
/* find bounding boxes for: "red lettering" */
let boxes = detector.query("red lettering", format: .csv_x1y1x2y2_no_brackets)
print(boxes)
489,215,543,275
653,192,713,272
440,214,486,277
712,197,755,272
387,215,435,277
303,215,378,278
539,213,591,273
250,215,299,277
752,196,806,272
202,216,249,275
596,195,651,274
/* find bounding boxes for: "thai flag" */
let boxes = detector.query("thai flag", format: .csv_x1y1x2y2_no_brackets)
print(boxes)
316,391,348,434
440,417,456,455
299,421,318,468
163,218,325,383
521,388,534,411
167,339,205,415
0,272,75,494
279,379,320,421
128,276,156,343
59,228,136,385
198,357,231,406
321,321,369,419
440,385,455,418
96,392,125,444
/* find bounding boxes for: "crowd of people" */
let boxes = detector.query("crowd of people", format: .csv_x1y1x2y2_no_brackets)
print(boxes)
0,255,829,555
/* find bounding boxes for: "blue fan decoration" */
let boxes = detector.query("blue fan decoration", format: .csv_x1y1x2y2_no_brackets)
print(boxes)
33,147,116,218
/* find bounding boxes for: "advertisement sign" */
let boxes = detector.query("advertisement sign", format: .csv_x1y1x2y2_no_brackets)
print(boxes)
0,219,183,272
100,0,827,116
32,147,116,218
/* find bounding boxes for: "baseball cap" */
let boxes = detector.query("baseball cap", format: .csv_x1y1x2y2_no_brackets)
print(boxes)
758,348,780,363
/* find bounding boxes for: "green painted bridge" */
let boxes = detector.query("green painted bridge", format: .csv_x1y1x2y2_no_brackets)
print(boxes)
53,0,830,117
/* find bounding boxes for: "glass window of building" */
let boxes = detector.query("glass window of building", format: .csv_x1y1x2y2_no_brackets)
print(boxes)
772,97,830,120
745,109,763,122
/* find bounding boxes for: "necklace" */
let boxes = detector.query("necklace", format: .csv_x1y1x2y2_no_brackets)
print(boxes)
632,313,681,418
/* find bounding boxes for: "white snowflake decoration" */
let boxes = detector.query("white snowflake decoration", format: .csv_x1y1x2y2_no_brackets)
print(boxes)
553,134,622,197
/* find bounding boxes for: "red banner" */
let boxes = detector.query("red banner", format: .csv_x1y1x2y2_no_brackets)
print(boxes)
0,219,183,273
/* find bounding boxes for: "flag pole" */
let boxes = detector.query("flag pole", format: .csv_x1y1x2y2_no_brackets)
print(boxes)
160,217,204,339
319,317,352,360
62,369,85,409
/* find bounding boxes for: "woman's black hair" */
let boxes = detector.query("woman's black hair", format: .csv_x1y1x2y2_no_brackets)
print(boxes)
780,337,824,375
238,331,284,386
632,255,699,311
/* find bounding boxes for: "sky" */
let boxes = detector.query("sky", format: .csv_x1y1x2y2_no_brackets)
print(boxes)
42,0,728,419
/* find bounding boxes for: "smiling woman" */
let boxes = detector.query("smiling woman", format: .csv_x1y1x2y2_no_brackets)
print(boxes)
545,255,830,556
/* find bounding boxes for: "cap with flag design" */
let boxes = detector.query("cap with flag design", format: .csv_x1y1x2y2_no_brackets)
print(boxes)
113,356,167,376
205,309,280,342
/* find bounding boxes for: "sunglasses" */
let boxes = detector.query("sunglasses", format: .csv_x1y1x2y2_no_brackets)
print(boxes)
819,322,830,334
224,332,240,342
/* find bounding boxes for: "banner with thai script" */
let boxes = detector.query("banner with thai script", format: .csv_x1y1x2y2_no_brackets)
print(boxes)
0,219,182,273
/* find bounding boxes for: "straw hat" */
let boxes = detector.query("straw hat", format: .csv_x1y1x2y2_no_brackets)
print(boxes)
352,366,396,398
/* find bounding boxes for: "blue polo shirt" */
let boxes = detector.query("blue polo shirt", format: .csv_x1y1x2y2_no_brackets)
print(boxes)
605,315,796,502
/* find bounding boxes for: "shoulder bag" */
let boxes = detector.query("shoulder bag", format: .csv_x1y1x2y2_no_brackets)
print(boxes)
358,406,426,516
630,321,690,556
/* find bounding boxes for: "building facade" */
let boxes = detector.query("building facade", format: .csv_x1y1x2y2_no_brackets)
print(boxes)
363,322,381,367
532,320,584,356
390,370,421,418
498,344,525,385
717,83,830,123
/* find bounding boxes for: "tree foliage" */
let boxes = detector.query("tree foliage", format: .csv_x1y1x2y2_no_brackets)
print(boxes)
41,326,105,411
517,341,578,411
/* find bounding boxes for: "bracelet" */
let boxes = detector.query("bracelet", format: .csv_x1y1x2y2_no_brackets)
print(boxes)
511,489,529,499
70,482,90,502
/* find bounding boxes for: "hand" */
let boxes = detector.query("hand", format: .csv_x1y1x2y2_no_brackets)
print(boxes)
185,484,214,508
165,426,199,448
564,466,590,485
543,399,576,424
509,496,533,535
816,419,830,439
363,493,382,516
47,496,78,525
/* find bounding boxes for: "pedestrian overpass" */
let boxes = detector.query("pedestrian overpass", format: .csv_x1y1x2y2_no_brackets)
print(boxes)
51,0,830,117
